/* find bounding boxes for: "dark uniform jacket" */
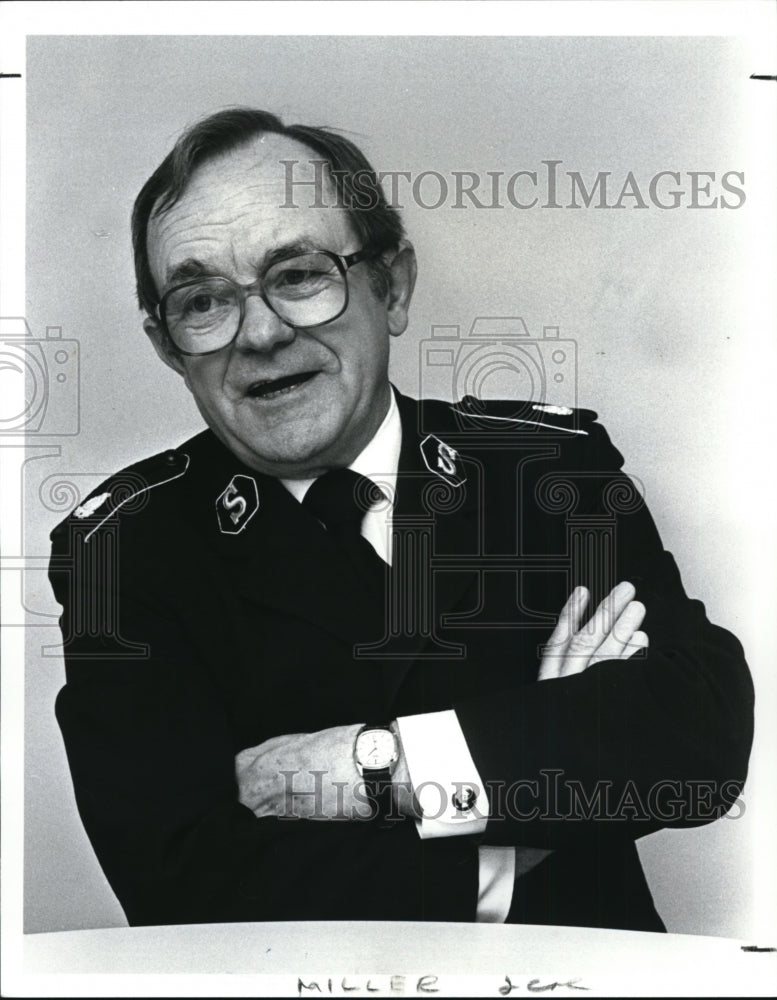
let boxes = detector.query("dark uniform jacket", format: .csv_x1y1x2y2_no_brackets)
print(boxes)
50,391,754,930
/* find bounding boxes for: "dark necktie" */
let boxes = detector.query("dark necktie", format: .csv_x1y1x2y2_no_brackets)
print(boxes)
302,469,388,591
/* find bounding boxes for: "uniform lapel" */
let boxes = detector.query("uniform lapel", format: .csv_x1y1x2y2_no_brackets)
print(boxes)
371,393,484,704
394,388,482,586
183,397,490,703
191,432,383,649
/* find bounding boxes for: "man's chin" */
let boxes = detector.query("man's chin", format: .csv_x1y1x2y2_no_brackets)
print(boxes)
225,423,343,479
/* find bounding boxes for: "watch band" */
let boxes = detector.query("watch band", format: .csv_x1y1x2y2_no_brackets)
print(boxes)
363,767,394,823
355,722,398,823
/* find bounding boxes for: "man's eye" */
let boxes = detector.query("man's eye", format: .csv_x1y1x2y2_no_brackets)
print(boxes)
279,268,324,287
181,290,230,315
189,294,215,312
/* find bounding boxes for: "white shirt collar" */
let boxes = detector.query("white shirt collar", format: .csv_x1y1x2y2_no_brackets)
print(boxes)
280,388,402,507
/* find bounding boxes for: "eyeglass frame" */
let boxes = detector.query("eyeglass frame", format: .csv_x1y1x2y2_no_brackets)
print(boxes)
154,247,374,357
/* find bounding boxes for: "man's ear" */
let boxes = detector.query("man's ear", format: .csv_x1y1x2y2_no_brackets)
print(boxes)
143,317,187,377
385,240,417,338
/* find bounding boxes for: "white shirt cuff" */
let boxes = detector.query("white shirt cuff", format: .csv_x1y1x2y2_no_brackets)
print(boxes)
396,709,489,839
477,846,516,923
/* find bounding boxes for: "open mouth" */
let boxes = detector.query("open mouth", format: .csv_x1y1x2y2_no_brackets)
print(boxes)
246,371,319,400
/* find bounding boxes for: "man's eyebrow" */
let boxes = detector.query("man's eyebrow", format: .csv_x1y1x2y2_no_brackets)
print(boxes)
164,240,326,290
164,259,209,288
262,239,321,269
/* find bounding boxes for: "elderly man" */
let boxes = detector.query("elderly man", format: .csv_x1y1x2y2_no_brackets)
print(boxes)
50,108,753,930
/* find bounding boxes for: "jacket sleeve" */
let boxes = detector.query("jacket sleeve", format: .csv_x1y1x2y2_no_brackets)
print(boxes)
454,419,754,849
50,520,478,926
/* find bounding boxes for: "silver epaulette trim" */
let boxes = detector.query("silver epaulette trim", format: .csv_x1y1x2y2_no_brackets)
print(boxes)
83,454,191,543
449,406,589,436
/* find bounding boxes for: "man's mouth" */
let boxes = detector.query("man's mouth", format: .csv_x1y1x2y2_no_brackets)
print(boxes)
246,371,319,400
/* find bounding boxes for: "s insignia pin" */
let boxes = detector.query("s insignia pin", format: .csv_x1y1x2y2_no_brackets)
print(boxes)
216,475,259,534
73,492,112,519
420,435,467,487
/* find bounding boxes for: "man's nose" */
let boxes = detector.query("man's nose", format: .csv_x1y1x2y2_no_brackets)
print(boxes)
233,294,296,353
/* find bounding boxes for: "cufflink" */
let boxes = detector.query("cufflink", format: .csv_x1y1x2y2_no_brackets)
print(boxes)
452,784,478,813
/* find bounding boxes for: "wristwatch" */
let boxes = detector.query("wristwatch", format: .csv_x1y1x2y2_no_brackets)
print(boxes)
354,722,400,821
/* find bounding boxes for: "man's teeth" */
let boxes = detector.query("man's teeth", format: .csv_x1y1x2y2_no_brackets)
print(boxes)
248,372,317,399
257,382,301,399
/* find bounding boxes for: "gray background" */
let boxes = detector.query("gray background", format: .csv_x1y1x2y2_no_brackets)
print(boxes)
22,35,771,936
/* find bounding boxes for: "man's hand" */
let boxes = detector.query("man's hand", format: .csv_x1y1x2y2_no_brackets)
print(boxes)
235,723,414,821
236,723,362,820
538,582,648,681
236,582,647,820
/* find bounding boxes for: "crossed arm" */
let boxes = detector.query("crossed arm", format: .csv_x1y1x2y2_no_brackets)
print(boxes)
52,426,753,923
236,582,649,822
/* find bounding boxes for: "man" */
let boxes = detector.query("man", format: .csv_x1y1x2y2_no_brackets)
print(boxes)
49,108,753,930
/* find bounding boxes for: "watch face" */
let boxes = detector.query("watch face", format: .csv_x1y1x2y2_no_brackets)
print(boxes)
356,728,396,769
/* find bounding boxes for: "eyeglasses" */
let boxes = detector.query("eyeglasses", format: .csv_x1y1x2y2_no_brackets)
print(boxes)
156,248,372,356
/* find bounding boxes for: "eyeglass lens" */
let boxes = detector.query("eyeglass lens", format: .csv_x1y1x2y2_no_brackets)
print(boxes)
162,252,348,353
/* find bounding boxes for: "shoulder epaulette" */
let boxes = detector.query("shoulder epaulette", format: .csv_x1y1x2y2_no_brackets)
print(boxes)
450,395,598,436
51,448,190,542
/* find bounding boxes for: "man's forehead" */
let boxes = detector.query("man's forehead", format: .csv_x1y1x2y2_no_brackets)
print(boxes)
182,133,325,192
147,133,350,285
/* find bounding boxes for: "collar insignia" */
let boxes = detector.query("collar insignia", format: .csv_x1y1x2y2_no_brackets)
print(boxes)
216,475,259,534
420,435,467,488
73,492,112,519
532,403,574,416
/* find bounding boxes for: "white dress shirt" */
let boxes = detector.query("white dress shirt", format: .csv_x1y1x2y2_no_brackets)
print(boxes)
282,389,516,922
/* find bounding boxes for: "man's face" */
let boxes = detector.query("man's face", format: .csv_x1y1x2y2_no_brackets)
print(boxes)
144,134,415,478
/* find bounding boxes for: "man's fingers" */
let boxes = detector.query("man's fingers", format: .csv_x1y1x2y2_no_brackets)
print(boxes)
537,583,648,681
585,581,637,645
605,629,648,662
537,587,589,680
547,586,590,648
589,600,646,664
561,581,636,675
